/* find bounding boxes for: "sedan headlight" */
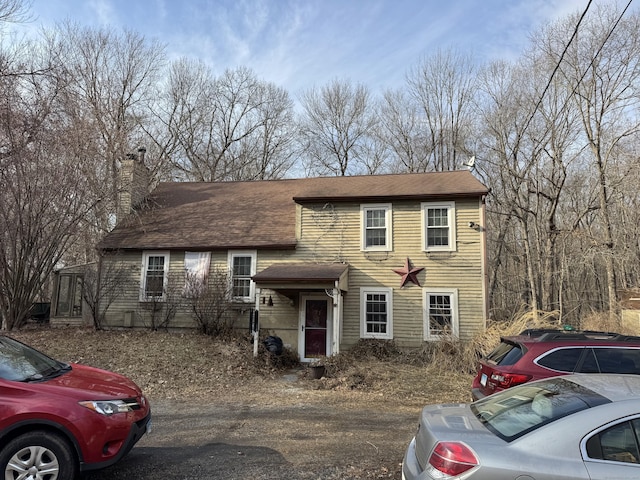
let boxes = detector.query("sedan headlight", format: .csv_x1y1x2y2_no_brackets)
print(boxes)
79,399,134,416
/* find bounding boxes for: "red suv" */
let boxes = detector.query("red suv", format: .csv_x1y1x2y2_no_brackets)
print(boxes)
472,329,640,400
0,335,150,480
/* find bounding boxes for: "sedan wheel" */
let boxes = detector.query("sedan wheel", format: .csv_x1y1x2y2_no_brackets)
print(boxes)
0,431,77,480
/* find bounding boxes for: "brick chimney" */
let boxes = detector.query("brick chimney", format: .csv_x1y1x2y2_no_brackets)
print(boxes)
117,147,150,221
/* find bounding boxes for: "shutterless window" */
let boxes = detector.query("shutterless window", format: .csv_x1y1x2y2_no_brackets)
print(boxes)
422,202,456,252
361,204,391,251
427,208,449,245
228,251,256,301
366,293,387,334
361,288,393,339
424,289,458,339
145,256,166,297
141,251,169,301
232,256,251,298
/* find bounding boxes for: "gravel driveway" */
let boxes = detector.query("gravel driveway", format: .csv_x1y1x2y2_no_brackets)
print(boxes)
82,396,417,479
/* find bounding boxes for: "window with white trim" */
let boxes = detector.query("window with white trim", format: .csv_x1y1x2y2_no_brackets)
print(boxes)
361,287,393,339
184,251,211,297
140,251,170,301
423,288,459,339
228,250,256,302
361,204,392,251
422,201,456,252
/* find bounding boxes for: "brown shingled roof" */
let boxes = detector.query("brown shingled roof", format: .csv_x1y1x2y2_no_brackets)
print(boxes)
98,171,488,251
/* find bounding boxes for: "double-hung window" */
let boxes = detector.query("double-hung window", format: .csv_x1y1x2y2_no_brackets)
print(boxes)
422,201,456,252
141,251,170,301
423,288,459,339
361,287,393,339
361,204,392,251
228,250,256,302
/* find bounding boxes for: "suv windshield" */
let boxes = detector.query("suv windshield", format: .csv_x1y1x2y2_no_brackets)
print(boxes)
471,378,609,441
0,336,69,382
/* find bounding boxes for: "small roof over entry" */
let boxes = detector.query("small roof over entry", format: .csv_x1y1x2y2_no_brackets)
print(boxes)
252,263,349,292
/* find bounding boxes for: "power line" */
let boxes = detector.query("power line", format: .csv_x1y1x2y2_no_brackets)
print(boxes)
520,0,593,136
521,0,634,140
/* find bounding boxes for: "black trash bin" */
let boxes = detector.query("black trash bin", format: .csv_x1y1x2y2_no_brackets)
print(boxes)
263,335,283,356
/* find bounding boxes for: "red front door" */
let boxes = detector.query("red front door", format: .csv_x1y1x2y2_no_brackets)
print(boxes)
304,299,328,358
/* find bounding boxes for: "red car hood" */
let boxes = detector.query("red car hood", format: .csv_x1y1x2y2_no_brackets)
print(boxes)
41,363,143,400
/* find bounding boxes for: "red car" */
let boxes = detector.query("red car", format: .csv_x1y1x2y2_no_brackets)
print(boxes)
472,329,640,400
0,335,150,480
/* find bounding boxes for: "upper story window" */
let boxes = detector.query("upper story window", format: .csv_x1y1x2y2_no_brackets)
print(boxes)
228,250,256,302
140,251,170,301
423,288,459,340
360,287,393,340
361,204,392,251
422,201,456,252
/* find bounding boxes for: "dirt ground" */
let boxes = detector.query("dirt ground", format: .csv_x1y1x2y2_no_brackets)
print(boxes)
6,327,475,479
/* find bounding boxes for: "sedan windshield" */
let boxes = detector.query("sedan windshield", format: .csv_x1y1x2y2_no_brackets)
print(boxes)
471,378,609,441
0,336,69,382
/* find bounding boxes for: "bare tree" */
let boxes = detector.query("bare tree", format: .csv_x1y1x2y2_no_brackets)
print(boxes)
558,5,640,320
45,22,166,250
188,266,235,336
0,43,104,329
0,0,31,25
82,255,137,330
160,62,296,181
405,48,477,172
298,78,378,176
476,59,540,318
376,88,430,173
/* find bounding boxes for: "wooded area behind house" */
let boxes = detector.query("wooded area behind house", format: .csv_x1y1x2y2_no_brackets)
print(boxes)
1,0,639,329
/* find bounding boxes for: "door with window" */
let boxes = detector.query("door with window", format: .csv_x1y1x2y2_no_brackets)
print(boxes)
299,295,332,361
55,274,83,317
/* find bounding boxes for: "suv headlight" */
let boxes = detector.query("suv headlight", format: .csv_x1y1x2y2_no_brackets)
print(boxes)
79,399,134,416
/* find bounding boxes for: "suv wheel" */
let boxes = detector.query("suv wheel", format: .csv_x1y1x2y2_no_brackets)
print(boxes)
0,430,78,480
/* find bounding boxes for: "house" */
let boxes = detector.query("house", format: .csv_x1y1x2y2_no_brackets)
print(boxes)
97,154,489,360
621,289,640,332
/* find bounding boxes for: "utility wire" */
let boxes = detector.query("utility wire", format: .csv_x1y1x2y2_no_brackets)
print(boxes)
521,0,633,139
565,0,634,101
520,0,593,136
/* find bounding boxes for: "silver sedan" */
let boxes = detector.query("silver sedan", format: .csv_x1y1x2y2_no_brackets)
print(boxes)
402,374,640,479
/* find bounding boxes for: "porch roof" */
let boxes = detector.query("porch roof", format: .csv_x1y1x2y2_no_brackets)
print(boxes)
253,263,349,291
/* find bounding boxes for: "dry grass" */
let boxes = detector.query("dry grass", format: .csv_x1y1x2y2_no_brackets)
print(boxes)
4,311,623,408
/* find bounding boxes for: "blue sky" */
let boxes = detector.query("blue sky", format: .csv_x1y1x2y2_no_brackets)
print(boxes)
20,0,622,95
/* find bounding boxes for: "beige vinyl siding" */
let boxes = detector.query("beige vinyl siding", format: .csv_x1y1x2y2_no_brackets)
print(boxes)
294,198,485,346
255,287,299,349
101,251,145,327
102,195,486,347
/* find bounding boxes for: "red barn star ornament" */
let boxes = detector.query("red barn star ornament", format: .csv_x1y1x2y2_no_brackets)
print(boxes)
393,257,424,287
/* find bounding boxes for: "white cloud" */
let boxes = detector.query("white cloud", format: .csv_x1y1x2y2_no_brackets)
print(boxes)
21,0,635,95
